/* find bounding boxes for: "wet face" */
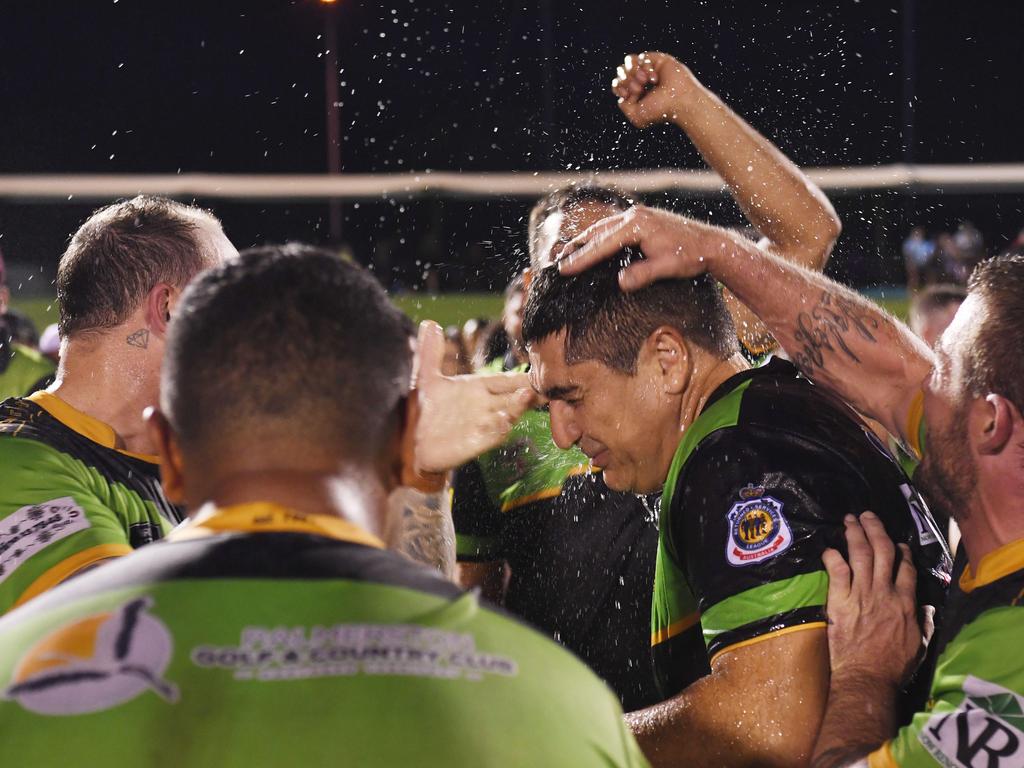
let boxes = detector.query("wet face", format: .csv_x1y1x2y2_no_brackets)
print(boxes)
917,298,979,523
532,200,622,270
528,331,677,493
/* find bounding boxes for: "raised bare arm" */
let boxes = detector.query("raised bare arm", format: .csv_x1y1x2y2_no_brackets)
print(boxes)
613,52,841,349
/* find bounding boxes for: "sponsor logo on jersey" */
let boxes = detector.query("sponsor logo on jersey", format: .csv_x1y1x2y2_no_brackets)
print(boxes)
2,596,179,715
0,497,90,584
900,483,941,548
192,623,519,682
919,675,1024,767
726,493,792,567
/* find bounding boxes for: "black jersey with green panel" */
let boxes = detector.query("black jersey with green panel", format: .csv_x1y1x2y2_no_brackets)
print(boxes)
651,358,952,698
869,542,1024,767
0,394,181,614
0,504,649,768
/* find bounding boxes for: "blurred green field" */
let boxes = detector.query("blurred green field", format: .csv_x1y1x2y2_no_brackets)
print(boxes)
10,291,907,337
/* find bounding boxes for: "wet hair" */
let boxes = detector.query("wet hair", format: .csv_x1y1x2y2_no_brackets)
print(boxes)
521,247,738,374
910,284,967,325
527,184,635,268
162,243,413,459
962,253,1024,413
57,195,219,337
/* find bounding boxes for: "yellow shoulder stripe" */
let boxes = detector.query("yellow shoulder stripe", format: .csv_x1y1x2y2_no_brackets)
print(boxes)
651,612,701,646
13,543,133,609
867,741,899,768
709,621,827,666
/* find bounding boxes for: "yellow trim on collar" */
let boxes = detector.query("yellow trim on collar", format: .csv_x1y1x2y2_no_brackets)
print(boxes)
168,502,385,550
905,389,926,459
27,391,159,464
867,741,899,768
959,537,1024,593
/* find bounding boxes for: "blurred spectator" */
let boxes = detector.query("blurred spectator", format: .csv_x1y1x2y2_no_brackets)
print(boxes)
475,322,510,370
1003,226,1024,258
38,323,61,365
908,283,967,349
500,271,528,367
953,220,985,265
902,226,936,290
461,316,491,363
0,251,54,399
441,324,471,376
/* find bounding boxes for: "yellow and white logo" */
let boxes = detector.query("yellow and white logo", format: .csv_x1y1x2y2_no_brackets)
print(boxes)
3,596,179,715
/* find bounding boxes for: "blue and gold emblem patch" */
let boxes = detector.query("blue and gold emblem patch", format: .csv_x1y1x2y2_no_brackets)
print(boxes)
725,488,792,567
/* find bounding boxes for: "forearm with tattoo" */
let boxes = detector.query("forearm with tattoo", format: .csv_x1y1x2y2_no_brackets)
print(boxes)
791,290,881,375
393,487,456,580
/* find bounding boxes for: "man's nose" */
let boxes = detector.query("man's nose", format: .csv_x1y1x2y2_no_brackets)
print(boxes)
548,401,582,450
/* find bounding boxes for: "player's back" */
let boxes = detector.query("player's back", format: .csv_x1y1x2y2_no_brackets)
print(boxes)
0,393,181,614
0,503,648,768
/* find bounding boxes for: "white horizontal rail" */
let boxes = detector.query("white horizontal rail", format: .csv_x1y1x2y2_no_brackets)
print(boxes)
0,164,1022,201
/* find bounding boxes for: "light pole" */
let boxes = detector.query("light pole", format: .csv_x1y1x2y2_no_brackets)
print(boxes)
322,0,343,243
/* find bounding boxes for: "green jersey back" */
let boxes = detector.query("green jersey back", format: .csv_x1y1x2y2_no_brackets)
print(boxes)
0,393,182,614
871,541,1024,767
0,343,53,401
0,503,649,768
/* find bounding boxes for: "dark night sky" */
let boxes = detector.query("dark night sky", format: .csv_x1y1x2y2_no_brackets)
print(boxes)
1,0,1022,291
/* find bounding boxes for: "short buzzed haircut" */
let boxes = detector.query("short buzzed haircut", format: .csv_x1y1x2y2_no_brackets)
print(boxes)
162,244,413,459
963,254,1024,413
528,184,635,268
57,195,219,337
909,284,967,326
521,247,738,374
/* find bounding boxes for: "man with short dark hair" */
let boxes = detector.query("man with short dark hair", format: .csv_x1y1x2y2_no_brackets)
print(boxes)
0,245,646,767
0,196,237,614
525,202,952,766
454,50,847,713
554,209,1024,768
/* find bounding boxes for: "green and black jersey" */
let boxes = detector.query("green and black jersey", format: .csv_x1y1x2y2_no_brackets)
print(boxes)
0,341,53,401
652,358,953,698
0,392,181,614
870,540,1024,767
0,503,649,768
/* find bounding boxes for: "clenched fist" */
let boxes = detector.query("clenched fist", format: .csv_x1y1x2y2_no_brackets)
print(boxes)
611,51,698,128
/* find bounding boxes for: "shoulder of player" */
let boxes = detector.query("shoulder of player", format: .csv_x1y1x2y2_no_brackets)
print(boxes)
0,432,92,498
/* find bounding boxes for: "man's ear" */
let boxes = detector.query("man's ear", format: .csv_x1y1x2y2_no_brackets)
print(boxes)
975,393,1020,456
646,326,691,395
144,283,176,338
144,407,186,504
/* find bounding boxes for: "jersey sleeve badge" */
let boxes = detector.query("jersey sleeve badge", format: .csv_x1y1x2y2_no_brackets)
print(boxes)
725,486,793,567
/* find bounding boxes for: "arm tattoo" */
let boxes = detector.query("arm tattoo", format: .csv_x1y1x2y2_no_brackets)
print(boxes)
792,291,880,374
393,486,456,580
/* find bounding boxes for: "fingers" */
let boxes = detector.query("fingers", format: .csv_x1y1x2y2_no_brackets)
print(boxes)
843,513,874,592
860,511,897,589
557,212,639,274
612,53,659,105
618,258,688,292
480,371,531,395
821,547,851,603
413,320,445,387
895,542,918,599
